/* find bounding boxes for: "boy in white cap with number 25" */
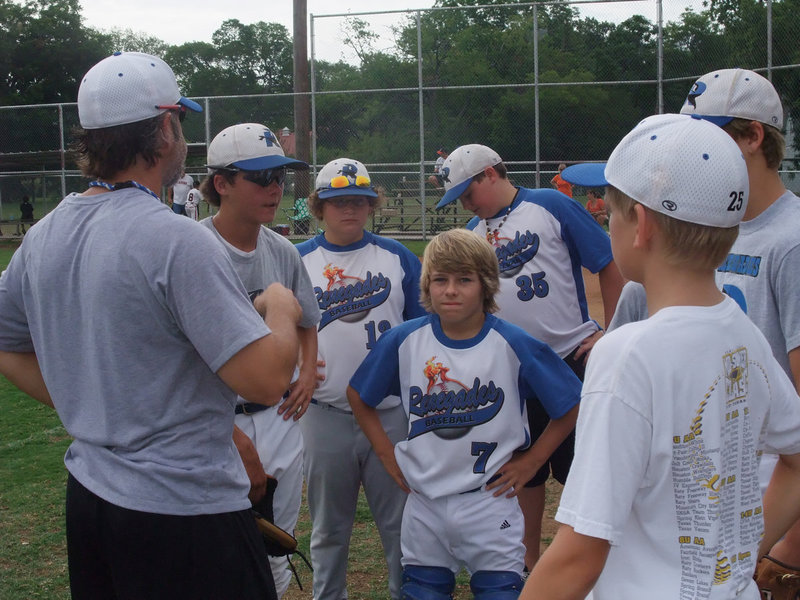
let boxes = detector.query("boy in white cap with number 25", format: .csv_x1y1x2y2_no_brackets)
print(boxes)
522,113,800,600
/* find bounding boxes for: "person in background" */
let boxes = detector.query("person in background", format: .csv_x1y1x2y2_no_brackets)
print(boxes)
585,189,607,226
428,148,449,189
550,163,572,198
185,182,203,221
18,195,34,234
171,169,193,215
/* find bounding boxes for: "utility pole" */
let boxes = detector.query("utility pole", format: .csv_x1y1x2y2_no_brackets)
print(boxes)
293,0,311,200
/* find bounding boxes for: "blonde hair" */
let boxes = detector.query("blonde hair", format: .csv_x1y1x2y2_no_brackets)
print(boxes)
606,187,738,270
308,187,386,220
420,229,499,314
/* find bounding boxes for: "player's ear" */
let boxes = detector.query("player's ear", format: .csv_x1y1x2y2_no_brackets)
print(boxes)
214,173,232,195
632,203,655,249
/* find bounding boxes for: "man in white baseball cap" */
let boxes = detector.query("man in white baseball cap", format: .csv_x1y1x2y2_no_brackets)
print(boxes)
0,52,303,600
523,113,800,600
682,67,800,598
200,123,318,598
436,143,623,573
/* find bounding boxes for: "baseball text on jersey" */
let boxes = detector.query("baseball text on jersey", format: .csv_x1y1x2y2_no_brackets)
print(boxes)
408,357,505,440
316,264,391,329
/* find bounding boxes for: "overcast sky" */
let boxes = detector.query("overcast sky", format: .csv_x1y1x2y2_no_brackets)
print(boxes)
74,0,705,62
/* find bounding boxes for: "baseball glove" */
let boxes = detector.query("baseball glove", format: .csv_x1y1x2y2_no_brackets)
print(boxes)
755,555,800,600
252,509,298,556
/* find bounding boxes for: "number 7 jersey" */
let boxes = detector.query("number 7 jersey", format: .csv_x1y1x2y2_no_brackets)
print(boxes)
349,313,582,499
297,232,426,411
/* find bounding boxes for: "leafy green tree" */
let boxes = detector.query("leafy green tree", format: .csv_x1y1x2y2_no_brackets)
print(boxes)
101,27,169,57
212,19,293,94
1,0,107,105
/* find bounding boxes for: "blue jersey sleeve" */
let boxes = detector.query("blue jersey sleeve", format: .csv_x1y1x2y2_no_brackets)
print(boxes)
521,188,613,274
349,325,403,407
494,318,582,419
371,235,426,320
399,247,426,319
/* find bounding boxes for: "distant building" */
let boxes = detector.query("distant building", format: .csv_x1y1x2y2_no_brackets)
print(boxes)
280,127,296,156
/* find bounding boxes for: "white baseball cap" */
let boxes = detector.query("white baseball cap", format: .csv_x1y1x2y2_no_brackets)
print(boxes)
436,144,502,209
206,123,308,171
561,113,748,228
679,68,783,128
78,52,202,129
315,158,377,199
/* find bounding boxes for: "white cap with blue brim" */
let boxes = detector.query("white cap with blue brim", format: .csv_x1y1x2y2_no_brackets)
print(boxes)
561,113,749,228
78,52,202,129
206,123,308,171
435,144,502,210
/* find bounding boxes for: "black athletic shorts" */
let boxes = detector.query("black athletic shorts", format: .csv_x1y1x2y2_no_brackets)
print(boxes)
524,344,586,488
65,473,276,600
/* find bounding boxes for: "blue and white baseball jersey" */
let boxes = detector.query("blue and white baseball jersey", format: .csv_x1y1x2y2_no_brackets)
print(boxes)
297,232,426,411
350,313,582,499
467,187,613,357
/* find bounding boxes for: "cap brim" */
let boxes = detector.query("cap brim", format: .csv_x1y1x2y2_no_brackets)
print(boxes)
436,177,472,210
317,186,378,199
691,114,735,127
560,163,609,187
179,97,203,113
225,155,309,171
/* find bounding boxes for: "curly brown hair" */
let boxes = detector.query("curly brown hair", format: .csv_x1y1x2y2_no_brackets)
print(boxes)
72,112,176,180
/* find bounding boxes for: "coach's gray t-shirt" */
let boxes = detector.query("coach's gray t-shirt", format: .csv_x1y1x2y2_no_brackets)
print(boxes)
200,217,320,330
0,189,270,515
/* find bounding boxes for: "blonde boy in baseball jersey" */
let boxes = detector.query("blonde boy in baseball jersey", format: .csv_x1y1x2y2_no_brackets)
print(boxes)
522,114,800,599
348,228,580,600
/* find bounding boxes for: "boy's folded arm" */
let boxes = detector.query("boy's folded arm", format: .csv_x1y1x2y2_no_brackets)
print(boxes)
347,385,410,493
521,524,609,600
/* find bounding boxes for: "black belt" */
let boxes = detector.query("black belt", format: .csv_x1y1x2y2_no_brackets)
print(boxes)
234,402,272,415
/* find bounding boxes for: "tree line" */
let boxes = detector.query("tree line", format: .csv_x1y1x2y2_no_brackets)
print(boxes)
1,0,798,164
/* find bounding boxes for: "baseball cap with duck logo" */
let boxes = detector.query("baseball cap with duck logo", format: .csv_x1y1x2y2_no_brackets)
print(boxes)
435,144,502,210
560,113,748,228
679,68,783,128
315,158,378,199
78,52,202,129
206,123,308,171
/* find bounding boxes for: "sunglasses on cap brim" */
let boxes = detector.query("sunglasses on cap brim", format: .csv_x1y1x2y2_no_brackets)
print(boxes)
328,174,372,189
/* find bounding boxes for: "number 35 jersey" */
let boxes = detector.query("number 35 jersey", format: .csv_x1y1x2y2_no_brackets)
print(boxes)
297,232,425,411
350,313,581,499
467,187,613,358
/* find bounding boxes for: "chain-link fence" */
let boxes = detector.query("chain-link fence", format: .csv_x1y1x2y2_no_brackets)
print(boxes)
1,0,798,238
